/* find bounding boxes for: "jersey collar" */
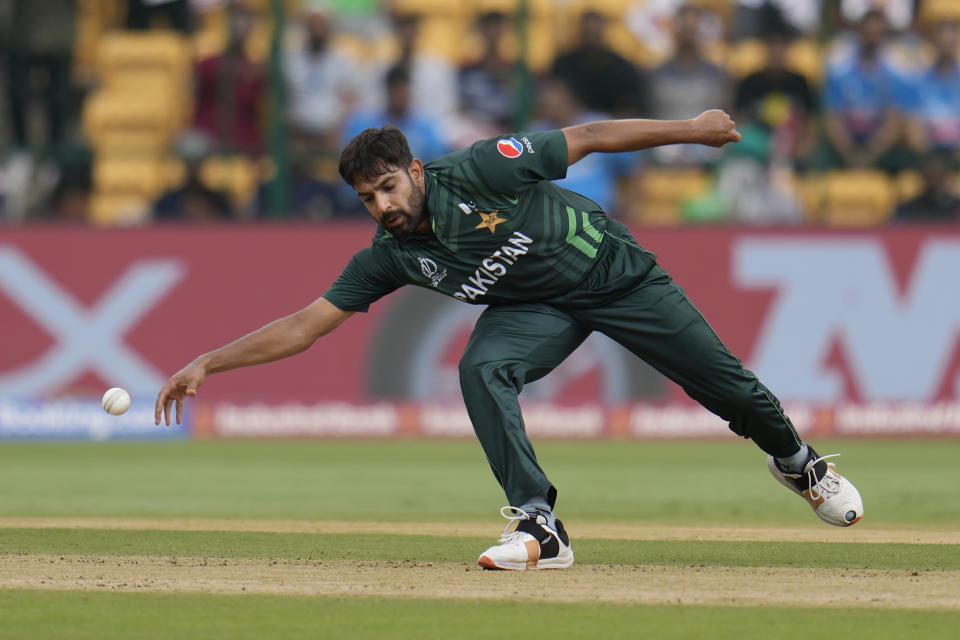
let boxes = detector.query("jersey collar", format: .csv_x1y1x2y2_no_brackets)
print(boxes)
425,170,447,240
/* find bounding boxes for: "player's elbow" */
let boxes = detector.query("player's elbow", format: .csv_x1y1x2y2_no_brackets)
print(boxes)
298,299,353,343
562,125,593,165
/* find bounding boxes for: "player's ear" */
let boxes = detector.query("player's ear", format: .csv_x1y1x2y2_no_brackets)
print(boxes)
408,158,424,189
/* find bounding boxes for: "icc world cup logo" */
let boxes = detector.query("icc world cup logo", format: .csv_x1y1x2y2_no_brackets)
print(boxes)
418,257,447,288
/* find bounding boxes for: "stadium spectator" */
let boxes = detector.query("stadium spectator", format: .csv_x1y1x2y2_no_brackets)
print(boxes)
532,77,641,216
345,63,449,164
361,12,457,141
731,0,822,40
153,151,234,222
646,4,733,165
893,153,960,222
625,0,725,67
822,8,913,170
3,0,77,153
733,19,819,168
458,11,517,134
285,3,361,155
46,158,92,224
828,0,925,71
839,0,915,33
191,1,266,154
126,0,192,33
153,178,234,221
903,19,960,164
320,0,389,38
713,138,806,225
549,10,641,117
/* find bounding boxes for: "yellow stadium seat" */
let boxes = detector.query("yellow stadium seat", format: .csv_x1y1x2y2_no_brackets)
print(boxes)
190,4,275,63
82,89,182,151
894,170,924,204
919,0,960,24
470,0,519,14
788,172,827,223
526,23,556,73
243,0,300,11
192,6,229,60
571,0,635,17
788,39,823,85
692,0,734,21
199,156,264,209
822,169,896,226
86,30,196,225
726,38,823,85
93,154,184,201
74,0,126,77
417,15,466,62
628,168,711,225
466,0,554,16
97,31,193,84
391,0,463,18
88,193,152,227
726,38,766,78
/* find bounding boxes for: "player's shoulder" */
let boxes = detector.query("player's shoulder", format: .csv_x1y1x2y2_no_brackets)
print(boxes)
344,231,402,278
370,226,400,249
424,145,473,173
426,130,561,168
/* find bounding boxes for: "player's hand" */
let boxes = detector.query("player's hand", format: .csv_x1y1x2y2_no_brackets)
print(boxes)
693,110,742,147
155,360,207,426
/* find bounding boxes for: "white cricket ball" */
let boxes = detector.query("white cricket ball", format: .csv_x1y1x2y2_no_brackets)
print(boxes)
102,387,131,415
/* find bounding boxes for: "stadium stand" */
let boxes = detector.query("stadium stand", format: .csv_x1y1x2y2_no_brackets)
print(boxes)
628,167,711,226
821,169,898,226
4,0,958,226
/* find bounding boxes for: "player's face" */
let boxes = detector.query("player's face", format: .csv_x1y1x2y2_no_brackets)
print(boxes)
354,159,428,237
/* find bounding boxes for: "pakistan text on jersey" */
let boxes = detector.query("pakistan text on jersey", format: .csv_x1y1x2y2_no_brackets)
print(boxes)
452,232,534,302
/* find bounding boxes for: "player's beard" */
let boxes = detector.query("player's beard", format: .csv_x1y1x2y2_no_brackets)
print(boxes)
381,175,427,237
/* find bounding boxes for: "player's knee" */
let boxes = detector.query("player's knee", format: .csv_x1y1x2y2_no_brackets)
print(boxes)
717,378,766,417
458,348,488,383
458,350,517,390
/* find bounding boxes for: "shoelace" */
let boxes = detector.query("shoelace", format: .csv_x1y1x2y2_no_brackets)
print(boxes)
784,453,842,500
497,506,533,544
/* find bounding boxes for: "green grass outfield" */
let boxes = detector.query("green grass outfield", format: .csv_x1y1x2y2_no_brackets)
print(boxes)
1,438,959,639
2,438,958,525
2,591,957,640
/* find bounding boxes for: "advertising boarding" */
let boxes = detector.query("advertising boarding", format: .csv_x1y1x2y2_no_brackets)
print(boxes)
2,224,958,439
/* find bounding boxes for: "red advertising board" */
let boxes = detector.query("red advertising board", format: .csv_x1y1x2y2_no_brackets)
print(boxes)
2,223,960,438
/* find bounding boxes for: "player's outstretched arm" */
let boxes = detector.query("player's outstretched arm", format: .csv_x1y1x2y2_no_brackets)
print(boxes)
562,109,741,165
154,297,353,426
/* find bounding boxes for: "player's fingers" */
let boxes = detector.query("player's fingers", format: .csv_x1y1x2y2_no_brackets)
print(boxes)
164,396,174,426
155,391,165,425
176,397,183,425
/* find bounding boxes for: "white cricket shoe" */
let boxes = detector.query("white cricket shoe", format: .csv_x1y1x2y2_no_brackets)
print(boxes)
477,506,574,570
768,447,864,527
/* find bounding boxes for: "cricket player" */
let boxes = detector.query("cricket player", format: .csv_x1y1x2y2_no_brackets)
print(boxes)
156,110,863,570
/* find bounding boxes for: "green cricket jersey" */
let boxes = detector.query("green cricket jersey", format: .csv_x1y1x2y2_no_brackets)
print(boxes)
323,129,649,311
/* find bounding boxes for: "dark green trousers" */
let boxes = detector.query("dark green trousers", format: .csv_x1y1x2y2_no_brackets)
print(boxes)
458,230,803,509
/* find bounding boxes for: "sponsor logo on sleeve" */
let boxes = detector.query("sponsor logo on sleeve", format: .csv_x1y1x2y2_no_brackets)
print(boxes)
497,138,524,158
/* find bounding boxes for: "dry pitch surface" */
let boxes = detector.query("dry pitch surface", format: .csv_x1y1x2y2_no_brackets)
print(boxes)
2,518,958,611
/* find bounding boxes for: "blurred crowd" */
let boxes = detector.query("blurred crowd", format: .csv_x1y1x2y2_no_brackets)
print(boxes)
2,0,960,226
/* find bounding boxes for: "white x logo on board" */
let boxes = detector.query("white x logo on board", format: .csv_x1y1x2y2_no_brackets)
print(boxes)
0,247,184,397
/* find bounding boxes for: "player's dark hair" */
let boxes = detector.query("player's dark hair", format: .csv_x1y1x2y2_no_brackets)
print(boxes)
338,126,414,186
